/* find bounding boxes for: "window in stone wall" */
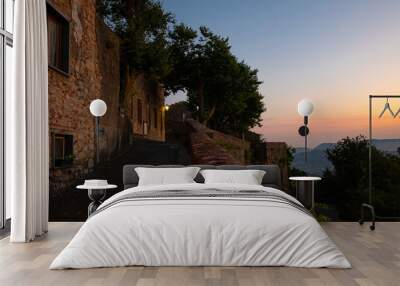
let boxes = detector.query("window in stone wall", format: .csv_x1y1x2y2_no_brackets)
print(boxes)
47,4,69,73
153,108,158,129
53,134,73,168
147,104,151,127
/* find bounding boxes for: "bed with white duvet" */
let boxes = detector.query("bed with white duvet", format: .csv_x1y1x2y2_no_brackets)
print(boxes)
50,181,351,269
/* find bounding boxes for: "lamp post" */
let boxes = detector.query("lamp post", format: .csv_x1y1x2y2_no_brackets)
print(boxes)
297,99,314,162
89,99,107,164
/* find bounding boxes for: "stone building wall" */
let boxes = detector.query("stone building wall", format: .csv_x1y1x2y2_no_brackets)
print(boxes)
95,17,132,161
46,0,285,195
124,72,165,141
187,119,250,165
48,0,101,192
48,0,164,193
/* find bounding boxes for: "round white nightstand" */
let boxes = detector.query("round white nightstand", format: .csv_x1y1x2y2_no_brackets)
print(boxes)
77,184,117,217
289,176,321,210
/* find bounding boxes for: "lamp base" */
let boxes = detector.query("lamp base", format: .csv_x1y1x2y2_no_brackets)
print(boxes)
87,189,106,217
359,203,375,231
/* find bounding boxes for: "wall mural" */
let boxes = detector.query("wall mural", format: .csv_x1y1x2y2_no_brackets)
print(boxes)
46,0,400,223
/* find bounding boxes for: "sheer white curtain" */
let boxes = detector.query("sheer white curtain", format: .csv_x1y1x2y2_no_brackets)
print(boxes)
8,0,49,242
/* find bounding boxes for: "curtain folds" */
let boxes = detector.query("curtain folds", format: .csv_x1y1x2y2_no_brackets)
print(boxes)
9,0,49,242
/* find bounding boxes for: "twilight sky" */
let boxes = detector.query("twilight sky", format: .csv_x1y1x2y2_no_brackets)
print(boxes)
163,0,400,147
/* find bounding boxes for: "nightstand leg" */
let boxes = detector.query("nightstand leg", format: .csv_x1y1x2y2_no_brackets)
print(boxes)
311,182,315,211
87,189,106,216
88,201,102,217
297,181,313,210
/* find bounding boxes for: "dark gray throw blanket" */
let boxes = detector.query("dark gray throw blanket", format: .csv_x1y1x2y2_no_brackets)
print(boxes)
90,189,312,218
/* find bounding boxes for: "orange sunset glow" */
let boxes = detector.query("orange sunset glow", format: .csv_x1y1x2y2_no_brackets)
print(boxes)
164,0,400,148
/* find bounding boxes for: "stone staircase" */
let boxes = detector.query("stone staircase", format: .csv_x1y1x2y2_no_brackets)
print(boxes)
50,137,191,221
94,137,191,188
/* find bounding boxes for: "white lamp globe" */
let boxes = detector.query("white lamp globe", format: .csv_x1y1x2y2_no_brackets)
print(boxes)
297,99,314,116
90,99,107,117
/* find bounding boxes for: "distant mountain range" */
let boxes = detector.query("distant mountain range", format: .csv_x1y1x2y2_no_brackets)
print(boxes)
292,139,400,176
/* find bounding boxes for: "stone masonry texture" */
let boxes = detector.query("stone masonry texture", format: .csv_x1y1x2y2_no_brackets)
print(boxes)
48,0,164,193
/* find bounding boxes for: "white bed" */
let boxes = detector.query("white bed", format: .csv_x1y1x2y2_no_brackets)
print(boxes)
50,183,351,269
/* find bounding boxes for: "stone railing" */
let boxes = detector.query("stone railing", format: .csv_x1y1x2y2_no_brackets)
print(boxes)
187,119,250,164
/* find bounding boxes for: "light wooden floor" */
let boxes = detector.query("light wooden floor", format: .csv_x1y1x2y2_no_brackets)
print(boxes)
0,222,399,286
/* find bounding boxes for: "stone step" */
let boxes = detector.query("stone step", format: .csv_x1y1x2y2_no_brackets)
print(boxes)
50,137,191,221
97,137,190,179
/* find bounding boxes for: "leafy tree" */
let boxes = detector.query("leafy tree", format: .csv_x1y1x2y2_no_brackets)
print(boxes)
166,26,265,136
319,136,400,220
97,0,174,80
287,146,307,178
98,0,265,136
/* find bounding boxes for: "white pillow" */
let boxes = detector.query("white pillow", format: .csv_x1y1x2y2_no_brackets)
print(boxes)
135,167,200,186
200,169,266,185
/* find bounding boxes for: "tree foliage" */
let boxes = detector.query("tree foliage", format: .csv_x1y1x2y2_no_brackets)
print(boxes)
97,0,174,79
98,0,265,136
319,136,400,220
165,25,265,135
286,146,306,177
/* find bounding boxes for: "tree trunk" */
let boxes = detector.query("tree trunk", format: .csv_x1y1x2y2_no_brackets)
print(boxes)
202,103,216,126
